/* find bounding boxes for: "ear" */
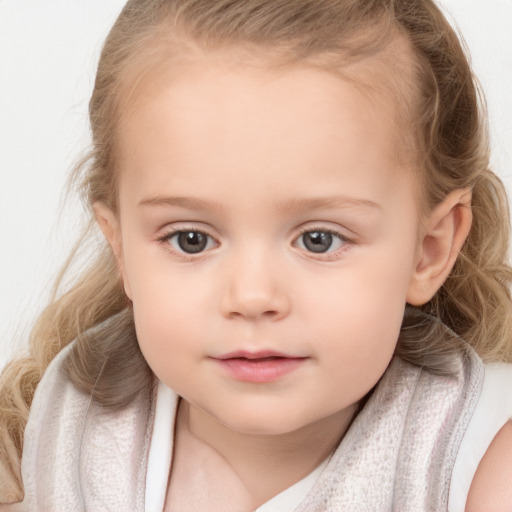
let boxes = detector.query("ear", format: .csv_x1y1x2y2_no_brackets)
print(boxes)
93,202,132,299
407,188,472,306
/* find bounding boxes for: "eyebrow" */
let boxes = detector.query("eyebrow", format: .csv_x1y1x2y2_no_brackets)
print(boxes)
138,196,224,211
138,195,382,213
276,196,382,214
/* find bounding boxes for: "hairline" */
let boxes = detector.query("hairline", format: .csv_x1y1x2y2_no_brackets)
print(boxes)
109,24,427,214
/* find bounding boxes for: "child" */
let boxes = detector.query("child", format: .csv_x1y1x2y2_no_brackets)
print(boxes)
1,0,512,510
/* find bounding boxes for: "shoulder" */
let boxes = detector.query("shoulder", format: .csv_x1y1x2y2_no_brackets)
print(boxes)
25,342,79,428
21,341,87,460
449,361,512,512
25,342,81,427
465,420,512,512
21,337,156,510
20,341,89,509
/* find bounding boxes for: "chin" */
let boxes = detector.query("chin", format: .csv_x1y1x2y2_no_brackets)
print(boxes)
216,409,312,437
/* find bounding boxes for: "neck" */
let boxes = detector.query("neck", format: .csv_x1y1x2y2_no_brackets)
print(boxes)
181,400,358,505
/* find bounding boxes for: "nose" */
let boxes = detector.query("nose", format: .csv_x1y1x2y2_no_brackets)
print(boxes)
219,250,291,321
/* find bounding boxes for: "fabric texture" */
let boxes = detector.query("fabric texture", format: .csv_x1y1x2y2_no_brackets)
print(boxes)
20,343,155,512
19,319,486,511
293,353,482,512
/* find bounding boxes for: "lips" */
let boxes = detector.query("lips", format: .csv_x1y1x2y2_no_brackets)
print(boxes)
212,350,307,383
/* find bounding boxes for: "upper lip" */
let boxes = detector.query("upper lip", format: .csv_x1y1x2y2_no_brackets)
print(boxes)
215,350,304,360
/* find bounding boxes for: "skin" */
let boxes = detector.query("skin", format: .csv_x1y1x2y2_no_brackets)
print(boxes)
95,54,481,509
466,421,512,511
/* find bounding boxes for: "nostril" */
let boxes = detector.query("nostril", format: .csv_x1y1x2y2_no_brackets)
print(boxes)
229,307,279,320
221,289,290,321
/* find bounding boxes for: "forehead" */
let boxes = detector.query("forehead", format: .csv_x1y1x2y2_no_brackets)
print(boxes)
117,40,418,154
121,59,386,149
114,55,419,219
116,33,420,159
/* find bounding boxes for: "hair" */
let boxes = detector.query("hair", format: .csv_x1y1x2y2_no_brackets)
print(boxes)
1,0,511,502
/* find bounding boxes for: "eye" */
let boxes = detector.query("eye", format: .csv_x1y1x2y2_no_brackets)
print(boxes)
296,229,347,254
161,230,216,254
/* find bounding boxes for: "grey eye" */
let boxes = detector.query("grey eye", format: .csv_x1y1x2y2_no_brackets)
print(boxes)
297,230,345,253
171,231,211,254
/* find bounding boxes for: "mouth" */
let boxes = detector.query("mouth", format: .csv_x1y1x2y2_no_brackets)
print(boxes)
216,350,296,360
212,351,307,383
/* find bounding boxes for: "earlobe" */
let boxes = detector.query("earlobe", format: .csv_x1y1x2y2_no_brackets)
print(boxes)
406,188,472,306
93,202,132,299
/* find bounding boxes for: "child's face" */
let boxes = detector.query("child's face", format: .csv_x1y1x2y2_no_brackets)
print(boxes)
111,57,423,435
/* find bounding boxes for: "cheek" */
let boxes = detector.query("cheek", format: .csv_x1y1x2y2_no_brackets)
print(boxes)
308,248,415,381
131,293,204,388
130,274,205,346
119,242,201,358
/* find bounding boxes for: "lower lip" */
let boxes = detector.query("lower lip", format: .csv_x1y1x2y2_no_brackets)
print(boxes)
214,357,306,383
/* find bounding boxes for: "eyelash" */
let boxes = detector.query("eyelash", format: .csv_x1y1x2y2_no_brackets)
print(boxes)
295,227,350,256
156,226,352,259
156,228,217,258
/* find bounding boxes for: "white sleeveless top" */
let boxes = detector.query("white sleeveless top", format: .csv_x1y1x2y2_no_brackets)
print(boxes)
146,362,512,512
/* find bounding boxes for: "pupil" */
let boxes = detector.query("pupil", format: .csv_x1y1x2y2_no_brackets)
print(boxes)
303,231,333,253
178,232,207,253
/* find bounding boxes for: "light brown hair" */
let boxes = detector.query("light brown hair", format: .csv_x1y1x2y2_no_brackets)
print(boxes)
2,0,511,502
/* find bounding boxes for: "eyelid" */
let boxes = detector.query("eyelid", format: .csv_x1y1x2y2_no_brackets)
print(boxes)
295,224,353,242
156,226,219,258
154,223,354,260
293,225,353,259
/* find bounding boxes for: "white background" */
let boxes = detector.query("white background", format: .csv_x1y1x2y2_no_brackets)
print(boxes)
1,0,511,370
